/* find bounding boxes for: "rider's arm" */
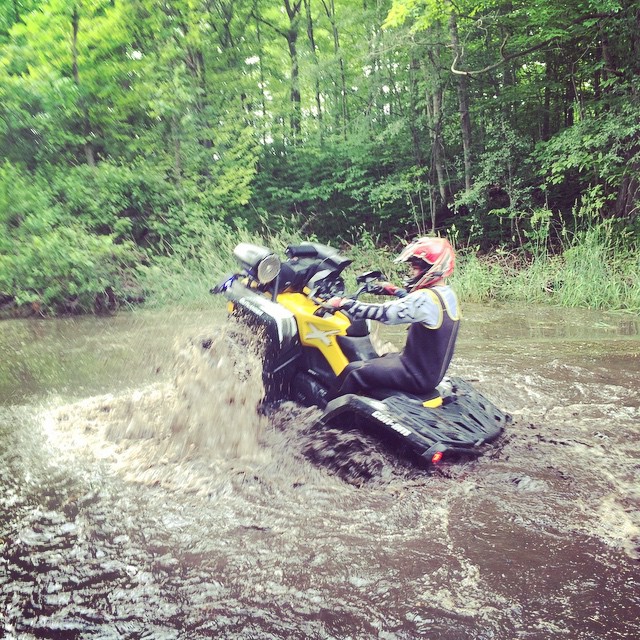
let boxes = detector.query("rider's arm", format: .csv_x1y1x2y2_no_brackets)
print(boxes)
368,282,408,298
340,290,442,326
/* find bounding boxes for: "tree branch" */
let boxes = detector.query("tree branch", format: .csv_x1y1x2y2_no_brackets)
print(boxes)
451,35,557,76
450,11,622,76
250,6,288,39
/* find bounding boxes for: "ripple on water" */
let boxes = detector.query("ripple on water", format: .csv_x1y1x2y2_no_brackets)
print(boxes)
1,314,639,639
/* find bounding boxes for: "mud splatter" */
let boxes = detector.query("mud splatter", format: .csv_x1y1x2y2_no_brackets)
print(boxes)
1,306,639,639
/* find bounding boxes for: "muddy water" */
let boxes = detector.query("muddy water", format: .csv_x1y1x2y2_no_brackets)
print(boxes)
0,304,638,640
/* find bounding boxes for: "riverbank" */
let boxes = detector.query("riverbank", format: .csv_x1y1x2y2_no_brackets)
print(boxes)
1,228,639,318
136,230,640,314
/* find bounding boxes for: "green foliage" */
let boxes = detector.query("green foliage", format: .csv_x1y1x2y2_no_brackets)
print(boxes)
5,224,133,310
0,0,638,314
252,126,434,243
137,220,311,308
455,121,538,245
537,103,640,213
450,250,509,303
0,162,140,314
383,0,448,31
450,217,639,311
51,162,185,247
0,0,140,165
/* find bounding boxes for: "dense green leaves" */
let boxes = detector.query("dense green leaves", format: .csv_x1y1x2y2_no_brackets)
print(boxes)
0,161,140,313
0,0,637,313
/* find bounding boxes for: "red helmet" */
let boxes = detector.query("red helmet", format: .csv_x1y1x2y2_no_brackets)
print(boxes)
394,236,455,290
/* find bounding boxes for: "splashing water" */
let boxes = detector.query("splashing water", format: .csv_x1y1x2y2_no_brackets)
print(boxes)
43,316,412,497
168,330,267,457
44,323,271,494
2,307,639,640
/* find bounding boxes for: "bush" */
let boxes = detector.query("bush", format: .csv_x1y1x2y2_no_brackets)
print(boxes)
0,162,141,314
51,161,186,249
136,220,311,308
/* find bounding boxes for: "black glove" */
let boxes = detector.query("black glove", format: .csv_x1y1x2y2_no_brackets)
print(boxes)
369,282,407,298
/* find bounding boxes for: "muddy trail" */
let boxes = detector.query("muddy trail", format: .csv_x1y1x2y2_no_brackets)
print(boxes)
0,306,638,639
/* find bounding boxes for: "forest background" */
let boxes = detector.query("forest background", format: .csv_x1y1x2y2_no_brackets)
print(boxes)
0,0,638,315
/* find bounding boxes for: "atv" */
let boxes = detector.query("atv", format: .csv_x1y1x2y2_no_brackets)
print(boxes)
212,241,509,467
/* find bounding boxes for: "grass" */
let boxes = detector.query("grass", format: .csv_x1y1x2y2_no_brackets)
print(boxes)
452,229,639,312
137,224,311,309
138,223,640,314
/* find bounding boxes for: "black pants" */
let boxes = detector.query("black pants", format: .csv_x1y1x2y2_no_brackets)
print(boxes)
328,353,424,400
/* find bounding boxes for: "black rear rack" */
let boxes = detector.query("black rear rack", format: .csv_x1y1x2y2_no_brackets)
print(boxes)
315,377,509,464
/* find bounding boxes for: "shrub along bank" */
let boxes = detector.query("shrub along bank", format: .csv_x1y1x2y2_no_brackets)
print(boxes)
126,226,640,315
0,162,637,316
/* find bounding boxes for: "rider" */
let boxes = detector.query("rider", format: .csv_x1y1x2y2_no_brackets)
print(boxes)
327,236,459,399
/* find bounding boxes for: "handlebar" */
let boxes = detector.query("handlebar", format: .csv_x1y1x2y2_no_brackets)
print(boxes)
310,283,371,317
313,303,339,317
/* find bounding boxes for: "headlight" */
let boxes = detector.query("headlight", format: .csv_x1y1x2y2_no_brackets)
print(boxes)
233,242,281,284
257,253,281,284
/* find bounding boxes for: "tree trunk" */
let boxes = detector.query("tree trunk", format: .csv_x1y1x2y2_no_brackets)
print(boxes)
632,2,640,95
321,0,348,137
540,50,557,142
284,0,303,140
448,11,472,191
304,0,323,131
71,6,96,167
424,31,448,206
255,16,268,146
542,49,553,140
428,86,448,204
286,30,301,138
408,50,423,167
501,2,515,125
564,78,575,128
615,174,639,219
171,114,182,183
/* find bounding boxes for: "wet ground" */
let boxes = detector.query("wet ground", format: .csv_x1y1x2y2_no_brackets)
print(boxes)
0,304,638,639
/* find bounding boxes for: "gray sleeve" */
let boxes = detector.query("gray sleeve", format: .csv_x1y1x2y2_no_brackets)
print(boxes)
341,291,441,326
